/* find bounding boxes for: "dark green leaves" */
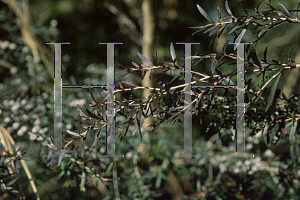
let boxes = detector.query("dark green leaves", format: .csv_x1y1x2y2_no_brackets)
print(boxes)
263,47,268,62
89,88,98,104
92,128,104,147
211,57,217,74
58,148,66,166
197,4,213,22
265,73,281,112
250,46,262,69
86,108,99,119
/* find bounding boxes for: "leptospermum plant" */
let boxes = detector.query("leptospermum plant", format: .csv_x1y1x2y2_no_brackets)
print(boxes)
47,2,300,167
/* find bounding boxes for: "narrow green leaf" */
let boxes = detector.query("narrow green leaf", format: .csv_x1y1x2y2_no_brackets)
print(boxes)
234,29,246,50
89,88,98,104
285,121,293,128
155,172,162,189
92,129,103,147
265,73,281,112
225,0,233,16
7,177,18,186
289,120,298,141
10,190,19,194
66,130,81,137
137,52,153,66
102,105,106,121
250,46,262,69
211,58,217,74
105,162,113,176
217,7,221,22
58,149,66,166
263,46,268,62
136,115,142,141
278,3,290,16
77,105,88,118
292,111,295,120
0,143,5,152
170,42,178,66
86,108,99,119
191,24,214,36
228,24,245,35
197,4,213,22
209,25,222,36
99,92,104,104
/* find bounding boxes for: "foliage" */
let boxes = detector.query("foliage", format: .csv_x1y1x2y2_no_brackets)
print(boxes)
1,0,300,199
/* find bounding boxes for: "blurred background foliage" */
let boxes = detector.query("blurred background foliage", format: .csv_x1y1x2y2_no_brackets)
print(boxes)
0,0,300,199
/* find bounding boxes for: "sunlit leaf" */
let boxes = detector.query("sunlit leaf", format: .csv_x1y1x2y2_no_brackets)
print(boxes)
278,3,290,16
234,29,246,50
263,2,276,10
197,4,213,22
92,128,104,147
225,0,233,16
66,130,81,137
217,7,221,22
170,42,178,65
209,25,222,36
